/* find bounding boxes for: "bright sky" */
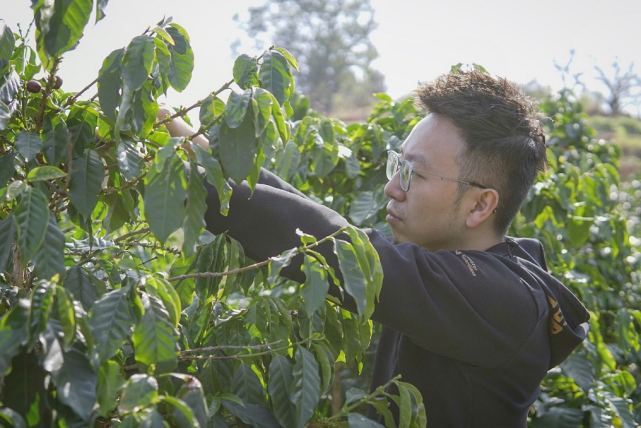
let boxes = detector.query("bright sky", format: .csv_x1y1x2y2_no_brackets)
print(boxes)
4,0,641,118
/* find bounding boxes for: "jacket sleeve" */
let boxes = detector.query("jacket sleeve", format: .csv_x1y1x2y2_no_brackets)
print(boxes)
204,171,540,368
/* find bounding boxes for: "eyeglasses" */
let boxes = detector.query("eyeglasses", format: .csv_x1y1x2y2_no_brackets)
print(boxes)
386,150,489,192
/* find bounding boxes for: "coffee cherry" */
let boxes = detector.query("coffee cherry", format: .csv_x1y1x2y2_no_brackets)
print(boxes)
26,80,42,93
53,76,63,90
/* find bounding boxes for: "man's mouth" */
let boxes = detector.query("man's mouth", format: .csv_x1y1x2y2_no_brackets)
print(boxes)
386,206,402,224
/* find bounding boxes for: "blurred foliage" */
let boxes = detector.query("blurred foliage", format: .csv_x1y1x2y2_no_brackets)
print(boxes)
237,0,386,115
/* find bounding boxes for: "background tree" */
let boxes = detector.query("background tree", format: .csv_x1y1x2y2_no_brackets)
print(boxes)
237,0,386,115
594,59,641,116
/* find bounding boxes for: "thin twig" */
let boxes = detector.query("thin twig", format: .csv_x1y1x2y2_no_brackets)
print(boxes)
167,259,270,282
102,172,146,194
153,78,234,128
35,57,61,133
63,77,98,107
178,338,314,361
182,339,284,354
114,227,151,244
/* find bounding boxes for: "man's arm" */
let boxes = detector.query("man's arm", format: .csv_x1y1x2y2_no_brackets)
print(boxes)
160,109,539,369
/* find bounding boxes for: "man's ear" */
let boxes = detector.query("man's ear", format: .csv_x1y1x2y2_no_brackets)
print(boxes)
466,188,499,229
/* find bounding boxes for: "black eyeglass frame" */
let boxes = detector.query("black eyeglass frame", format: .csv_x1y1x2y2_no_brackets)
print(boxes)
386,150,489,192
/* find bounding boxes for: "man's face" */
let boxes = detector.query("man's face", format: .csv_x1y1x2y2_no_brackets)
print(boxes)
384,114,470,251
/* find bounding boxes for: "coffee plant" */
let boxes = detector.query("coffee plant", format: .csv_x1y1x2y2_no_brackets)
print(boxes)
0,2,640,427
0,1,428,427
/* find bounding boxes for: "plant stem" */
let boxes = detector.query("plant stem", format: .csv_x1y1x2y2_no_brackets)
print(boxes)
63,77,98,107
178,338,315,361
167,259,270,282
325,375,402,423
181,339,284,354
153,78,234,128
35,57,61,133
113,227,150,244
166,227,349,282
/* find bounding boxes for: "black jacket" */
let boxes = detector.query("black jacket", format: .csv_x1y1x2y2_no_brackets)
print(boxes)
203,169,590,427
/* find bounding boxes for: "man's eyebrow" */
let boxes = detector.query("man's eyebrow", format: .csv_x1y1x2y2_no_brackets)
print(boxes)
404,151,430,168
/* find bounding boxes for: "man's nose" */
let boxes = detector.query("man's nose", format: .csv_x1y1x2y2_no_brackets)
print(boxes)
384,171,406,201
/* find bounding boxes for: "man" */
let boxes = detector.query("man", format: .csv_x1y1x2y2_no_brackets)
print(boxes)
162,70,589,427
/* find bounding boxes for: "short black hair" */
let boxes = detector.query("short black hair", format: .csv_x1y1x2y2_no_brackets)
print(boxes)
415,70,547,235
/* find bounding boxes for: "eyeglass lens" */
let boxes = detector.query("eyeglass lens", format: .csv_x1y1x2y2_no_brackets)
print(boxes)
386,151,411,191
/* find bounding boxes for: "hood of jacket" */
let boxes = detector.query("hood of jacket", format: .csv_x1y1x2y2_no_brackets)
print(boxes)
488,237,591,369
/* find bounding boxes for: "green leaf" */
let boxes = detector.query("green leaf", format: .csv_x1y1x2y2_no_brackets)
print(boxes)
118,373,159,413
530,407,584,428
69,149,105,222
268,354,296,428
14,186,49,261
311,139,339,178
175,377,208,428
141,408,167,428
27,166,66,182
222,400,279,428
193,144,232,215
122,35,155,92
199,95,225,126
0,302,29,375
95,0,109,23
398,384,412,428
183,161,207,255
231,362,265,405
233,54,259,89
15,131,41,162
50,343,98,422
0,407,27,428
268,247,297,284
128,81,158,138
34,0,92,60
606,394,635,428
143,153,186,243
0,151,17,187
274,48,298,71
345,227,383,319
98,48,125,121
117,139,143,182
0,214,16,273
165,24,194,92
312,344,333,395
145,277,181,329
55,286,76,348
259,50,291,106
29,283,56,352
32,212,66,281
133,293,178,373
41,115,69,166
224,89,252,129
334,239,368,318
560,352,594,392
89,286,133,363
252,88,273,137
219,116,257,182
348,413,385,428
269,92,289,143
276,139,300,180
63,265,99,311
0,22,15,70
68,109,99,150
301,254,329,315
0,100,11,131
291,346,320,428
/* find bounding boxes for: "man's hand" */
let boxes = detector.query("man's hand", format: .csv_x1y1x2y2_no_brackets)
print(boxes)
156,105,210,156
